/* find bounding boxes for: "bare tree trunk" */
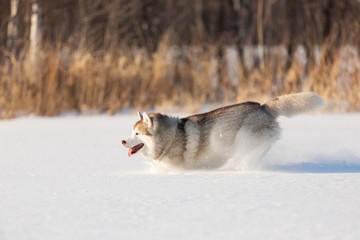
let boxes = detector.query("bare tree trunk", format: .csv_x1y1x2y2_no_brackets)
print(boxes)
286,0,296,71
29,0,40,65
7,0,19,54
78,0,88,50
303,0,318,70
322,0,338,65
194,0,205,41
233,0,249,80
256,0,264,72
0,0,11,51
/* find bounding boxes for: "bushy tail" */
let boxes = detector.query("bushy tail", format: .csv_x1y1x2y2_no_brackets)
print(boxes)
264,92,325,117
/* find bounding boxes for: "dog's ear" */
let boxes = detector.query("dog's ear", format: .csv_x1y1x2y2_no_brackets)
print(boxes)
143,112,152,127
137,112,143,120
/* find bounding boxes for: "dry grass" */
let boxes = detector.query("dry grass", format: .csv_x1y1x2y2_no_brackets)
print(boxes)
0,39,359,119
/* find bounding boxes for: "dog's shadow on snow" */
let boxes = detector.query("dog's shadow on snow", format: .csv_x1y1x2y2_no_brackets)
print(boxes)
265,154,360,173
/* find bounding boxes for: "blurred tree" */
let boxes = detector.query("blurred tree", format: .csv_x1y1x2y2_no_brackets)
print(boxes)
0,0,359,56
0,0,10,51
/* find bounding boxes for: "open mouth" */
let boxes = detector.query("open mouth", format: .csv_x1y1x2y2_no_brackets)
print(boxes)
128,143,144,157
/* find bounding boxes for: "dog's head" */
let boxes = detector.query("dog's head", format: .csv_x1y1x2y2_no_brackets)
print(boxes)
122,112,156,158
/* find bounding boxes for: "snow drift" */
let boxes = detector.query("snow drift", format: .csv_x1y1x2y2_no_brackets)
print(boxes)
1,113,360,240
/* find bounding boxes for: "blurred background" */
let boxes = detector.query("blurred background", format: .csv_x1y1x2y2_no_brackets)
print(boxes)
0,0,359,118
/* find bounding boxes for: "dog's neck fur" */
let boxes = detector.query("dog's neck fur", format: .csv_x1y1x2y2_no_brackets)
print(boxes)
153,115,188,166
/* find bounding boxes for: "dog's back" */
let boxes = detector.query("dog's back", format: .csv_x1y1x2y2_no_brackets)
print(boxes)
184,102,279,168
182,92,324,168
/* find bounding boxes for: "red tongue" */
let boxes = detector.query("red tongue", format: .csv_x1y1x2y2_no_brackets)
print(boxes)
127,143,144,157
128,148,134,157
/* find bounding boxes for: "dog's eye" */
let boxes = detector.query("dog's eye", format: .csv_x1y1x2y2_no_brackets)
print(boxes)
135,132,140,135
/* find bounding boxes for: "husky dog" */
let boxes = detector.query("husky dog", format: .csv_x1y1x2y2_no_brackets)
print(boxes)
122,92,324,169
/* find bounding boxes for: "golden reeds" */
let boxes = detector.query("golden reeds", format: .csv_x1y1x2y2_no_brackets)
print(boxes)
0,39,359,119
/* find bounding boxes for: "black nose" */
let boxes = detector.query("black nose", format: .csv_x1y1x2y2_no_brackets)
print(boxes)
122,140,127,145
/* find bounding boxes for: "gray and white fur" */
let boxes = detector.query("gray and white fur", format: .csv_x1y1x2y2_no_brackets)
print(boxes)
122,92,325,169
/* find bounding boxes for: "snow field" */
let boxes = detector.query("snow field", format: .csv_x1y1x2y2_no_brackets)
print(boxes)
1,113,360,240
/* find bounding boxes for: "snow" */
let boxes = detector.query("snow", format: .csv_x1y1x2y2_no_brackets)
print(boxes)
1,113,360,240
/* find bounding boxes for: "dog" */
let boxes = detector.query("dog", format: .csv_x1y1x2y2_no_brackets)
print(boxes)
122,92,325,169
